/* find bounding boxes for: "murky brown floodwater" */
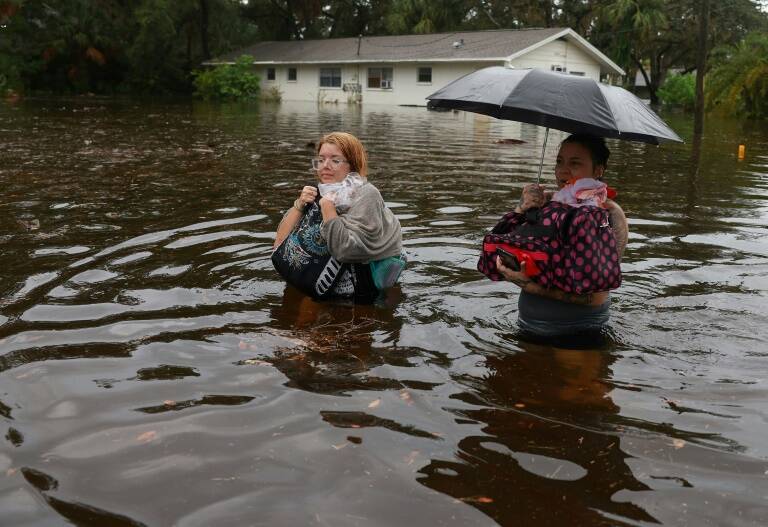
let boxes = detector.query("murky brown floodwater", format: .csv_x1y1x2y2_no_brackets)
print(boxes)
1,97,767,526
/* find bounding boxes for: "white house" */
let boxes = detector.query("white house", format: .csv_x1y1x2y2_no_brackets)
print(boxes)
206,28,625,106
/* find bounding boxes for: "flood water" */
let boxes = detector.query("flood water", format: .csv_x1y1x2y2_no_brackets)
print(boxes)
1,97,767,526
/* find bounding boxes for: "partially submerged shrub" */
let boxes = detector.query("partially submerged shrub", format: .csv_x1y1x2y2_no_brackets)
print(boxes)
193,55,260,100
261,86,282,102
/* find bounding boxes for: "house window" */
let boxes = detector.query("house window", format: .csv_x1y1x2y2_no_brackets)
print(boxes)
287,67,297,82
266,67,276,81
417,67,432,84
368,67,393,89
319,67,341,88
551,65,566,73
569,71,585,77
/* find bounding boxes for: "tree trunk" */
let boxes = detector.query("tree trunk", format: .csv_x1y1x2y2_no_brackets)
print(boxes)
648,55,661,105
694,0,710,136
200,0,211,60
632,56,652,97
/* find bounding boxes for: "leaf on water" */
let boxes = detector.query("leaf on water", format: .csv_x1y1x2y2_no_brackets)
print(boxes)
368,399,381,409
460,496,494,504
399,390,413,405
6,468,17,477
331,442,348,450
136,431,157,443
672,439,686,449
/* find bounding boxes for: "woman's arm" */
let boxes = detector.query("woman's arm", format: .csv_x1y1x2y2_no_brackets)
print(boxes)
320,185,402,263
319,196,338,223
516,183,546,213
273,186,318,249
495,257,607,306
604,199,628,258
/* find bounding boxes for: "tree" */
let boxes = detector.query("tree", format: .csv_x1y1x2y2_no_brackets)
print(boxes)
594,0,767,104
707,31,768,118
384,0,469,34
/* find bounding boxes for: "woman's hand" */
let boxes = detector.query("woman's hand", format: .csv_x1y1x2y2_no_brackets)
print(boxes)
496,255,532,290
515,183,546,213
319,192,338,222
296,186,318,210
274,186,317,249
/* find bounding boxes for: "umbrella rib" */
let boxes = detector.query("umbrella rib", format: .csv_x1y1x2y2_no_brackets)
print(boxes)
594,84,620,136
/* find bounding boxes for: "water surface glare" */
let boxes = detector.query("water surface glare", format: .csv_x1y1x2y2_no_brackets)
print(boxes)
1,98,768,526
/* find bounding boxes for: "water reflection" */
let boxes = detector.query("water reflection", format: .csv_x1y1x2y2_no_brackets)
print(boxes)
264,285,410,396
419,341,655,526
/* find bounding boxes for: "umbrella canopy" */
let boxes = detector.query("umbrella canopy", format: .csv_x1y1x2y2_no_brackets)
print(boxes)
426,66,683,145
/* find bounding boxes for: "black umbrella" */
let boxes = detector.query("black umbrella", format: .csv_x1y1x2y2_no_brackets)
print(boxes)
427,66,683,181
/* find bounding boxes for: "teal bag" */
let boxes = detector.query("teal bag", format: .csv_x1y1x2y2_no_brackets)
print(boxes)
369,255,406,290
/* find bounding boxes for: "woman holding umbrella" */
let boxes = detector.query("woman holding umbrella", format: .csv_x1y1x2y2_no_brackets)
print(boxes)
427,66,681,338
495,134,629,338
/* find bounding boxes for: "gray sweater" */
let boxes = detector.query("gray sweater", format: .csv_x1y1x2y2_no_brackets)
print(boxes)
321,183,402,263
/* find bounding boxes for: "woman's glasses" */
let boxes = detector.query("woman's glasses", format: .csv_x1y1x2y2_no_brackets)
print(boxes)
311,157,349,170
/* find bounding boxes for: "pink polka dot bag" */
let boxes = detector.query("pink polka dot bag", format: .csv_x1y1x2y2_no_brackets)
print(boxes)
477,201,622,295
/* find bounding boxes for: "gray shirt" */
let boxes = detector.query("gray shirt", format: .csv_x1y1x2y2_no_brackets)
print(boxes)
321,183,402,263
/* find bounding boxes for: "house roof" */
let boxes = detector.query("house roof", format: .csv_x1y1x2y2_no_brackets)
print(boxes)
206,28,625,76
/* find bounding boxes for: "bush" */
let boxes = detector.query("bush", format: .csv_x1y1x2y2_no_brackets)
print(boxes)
261,85,282,102
193,55,260,100
657,72,695,109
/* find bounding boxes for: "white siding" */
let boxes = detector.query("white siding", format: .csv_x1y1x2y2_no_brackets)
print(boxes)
261,62,499,106
510,40,601,80
257,40,603,106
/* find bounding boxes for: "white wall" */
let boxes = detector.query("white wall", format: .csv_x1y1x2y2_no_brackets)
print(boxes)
510,39,601,80
260,62,497,106
258,40,603,106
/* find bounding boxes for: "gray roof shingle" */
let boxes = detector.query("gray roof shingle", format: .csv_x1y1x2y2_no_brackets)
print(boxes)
209,28,568,64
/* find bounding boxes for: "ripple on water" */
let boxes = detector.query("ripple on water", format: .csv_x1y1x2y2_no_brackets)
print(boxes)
108,251,153,266
33,246,91,257
436,206,474,214
428,220,464,226
148,265,191,277
69,269,119,284
164,230,260,249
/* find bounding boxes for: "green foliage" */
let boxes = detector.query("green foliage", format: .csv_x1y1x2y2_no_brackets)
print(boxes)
707,31,768,118
0,0,258,95
657,72,696,108
593,0,767,104
384,0,467,34
2,0,768,100
192,55,261,100
127,0,190,93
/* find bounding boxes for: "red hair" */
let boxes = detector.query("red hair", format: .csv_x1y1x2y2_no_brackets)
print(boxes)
316,132,368,177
